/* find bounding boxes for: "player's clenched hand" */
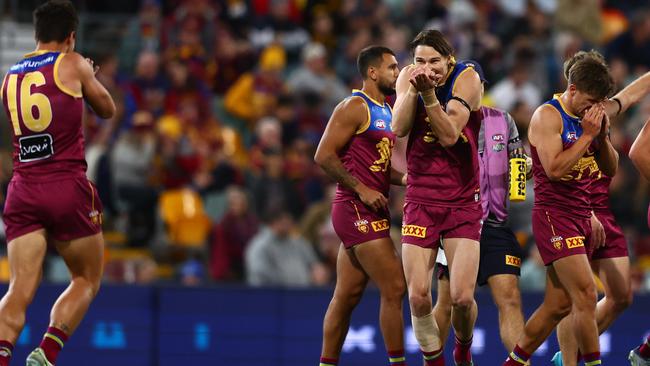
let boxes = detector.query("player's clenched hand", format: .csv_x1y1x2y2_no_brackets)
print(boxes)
590,212,606,249
85,58,99,74
357,185,388,212
409,66,437,92
582,103,605,138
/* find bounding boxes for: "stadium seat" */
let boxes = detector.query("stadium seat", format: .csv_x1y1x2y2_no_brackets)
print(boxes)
159,189,212,247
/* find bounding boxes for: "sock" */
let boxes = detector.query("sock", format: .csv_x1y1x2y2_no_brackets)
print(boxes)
388,349,407,366
640,336,650,358
39,326,68,364
453,335,472,363
0,341,13,366
583,352,601,365
319,357,338,366
503,344,530,365
423,348,445,366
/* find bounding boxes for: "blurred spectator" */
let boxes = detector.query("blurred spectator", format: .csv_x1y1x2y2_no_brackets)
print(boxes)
249,147,304,218
178,256,206,286
119,0,162,72
287,42,348,115
488,55,542,112
210,186,260,281
245,210,329,287
111,111,159,246
224,44,287,124
248,0,309,61
208,27,256,95
606,8,650,72
555,0,603,45
334,27,373,86
124,51,168,118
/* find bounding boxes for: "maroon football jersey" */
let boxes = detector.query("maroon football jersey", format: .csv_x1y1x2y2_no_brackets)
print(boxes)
532,96,599,218
589,173,611,212
405,62,482,207
334,90,395,202
1,51,85,181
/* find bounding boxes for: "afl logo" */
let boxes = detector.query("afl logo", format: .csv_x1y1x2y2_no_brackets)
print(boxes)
567,132,578,142
375,119,386,130
492,134,504,141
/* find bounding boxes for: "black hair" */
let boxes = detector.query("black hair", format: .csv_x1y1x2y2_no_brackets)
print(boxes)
33,0,79,43
357,45,395,79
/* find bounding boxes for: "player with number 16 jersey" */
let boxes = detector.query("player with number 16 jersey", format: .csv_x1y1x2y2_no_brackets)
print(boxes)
0,1,115,365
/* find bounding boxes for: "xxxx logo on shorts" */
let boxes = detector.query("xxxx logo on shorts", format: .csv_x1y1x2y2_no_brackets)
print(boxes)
505,255,521,267
371,219,390,232
565,236,585,249
402,225,426,238
355,219,369,234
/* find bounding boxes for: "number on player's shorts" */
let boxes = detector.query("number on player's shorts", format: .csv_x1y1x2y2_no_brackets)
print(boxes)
6,71,53,136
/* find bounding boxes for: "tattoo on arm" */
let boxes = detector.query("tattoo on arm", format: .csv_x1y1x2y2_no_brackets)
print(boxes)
320,155,360,190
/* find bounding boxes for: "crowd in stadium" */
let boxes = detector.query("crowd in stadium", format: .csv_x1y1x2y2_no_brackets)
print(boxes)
2,0,649,290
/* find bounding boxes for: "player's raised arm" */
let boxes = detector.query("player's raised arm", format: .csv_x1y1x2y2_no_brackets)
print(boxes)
529,104,601,181
314,97,387,211
605,71,650,117
630,116,650,181
391,65,419,137
420,66,481,147
68,52,115,118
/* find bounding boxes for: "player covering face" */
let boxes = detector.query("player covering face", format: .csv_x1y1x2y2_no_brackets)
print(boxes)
392,29,483,366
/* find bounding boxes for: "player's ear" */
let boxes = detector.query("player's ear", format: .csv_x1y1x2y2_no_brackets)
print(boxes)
66,31,76,52
568,83,577,96
368,66,378,81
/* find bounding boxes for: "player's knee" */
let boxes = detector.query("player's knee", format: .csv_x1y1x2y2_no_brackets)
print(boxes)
409,292,432,315
495,291,521,313
332,288,364,311
450,291,474,310
74,276,101,299
612,291,632,313
547,299,572,321
573,284,597,312
380,279,406,304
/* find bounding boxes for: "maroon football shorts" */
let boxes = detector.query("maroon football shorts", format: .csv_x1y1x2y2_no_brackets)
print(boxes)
401,201,482,248
331,199,391,249
3,176,103,243
591,209,628,260
532,208,591,266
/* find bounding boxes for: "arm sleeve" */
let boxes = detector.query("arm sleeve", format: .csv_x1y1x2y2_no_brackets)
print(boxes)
506,112,523,155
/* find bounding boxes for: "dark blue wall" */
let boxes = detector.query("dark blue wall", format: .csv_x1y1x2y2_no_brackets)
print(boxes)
5,285,648,365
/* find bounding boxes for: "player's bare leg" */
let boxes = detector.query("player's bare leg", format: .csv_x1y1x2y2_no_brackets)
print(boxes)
0,230,48,344
487,274,524,351
49,233,104,333
505,255,599,365
320,243,369,365
433,275,452,346
26,232,104,366
503,266,572,365
354,238,407,364
403,244,444,365
444,238,479,365
557,256,631,365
